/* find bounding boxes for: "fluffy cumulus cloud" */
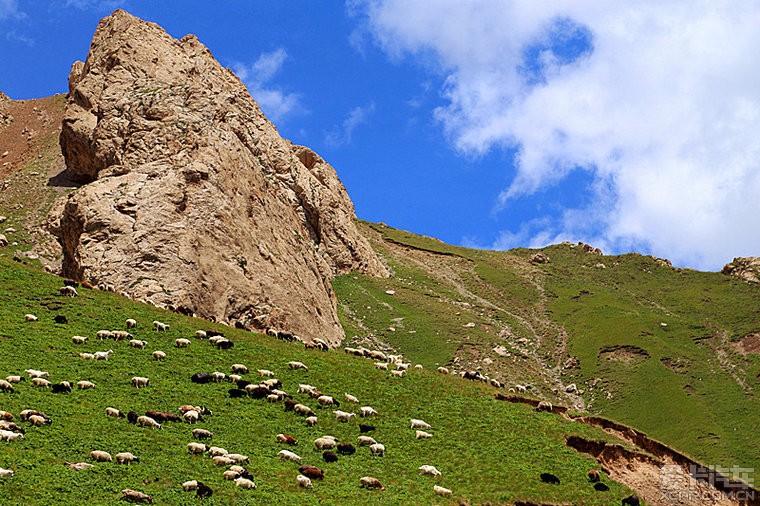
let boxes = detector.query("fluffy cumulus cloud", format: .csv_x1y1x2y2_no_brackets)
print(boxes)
232,49,302,125
355,0,760,269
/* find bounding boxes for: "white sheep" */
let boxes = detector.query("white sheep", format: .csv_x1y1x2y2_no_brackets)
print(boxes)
59,285,78,297
231,364,249,374
72,336,88,344
131,377,149,388
182,480,198,491
77,380,95,390
152,350,166,361
0,430,23,442
192,428,213,439
314,437,336,450
94,349,113,360
24,369,48,378
0,380,14,392
234,477,256,489
183,410,200,424
111,331,132,341
194,330,207,339
187,442,207,455
288,361,308,370
344,393,359,403
0,467,13,478
226,454,249,464
396,362,411,371
211,372,226,382
129,339,147,349
333,410,355,422
278,449,302,463
305,416,318,427
294,404,315,417
374,362,388,370
229,374,242,383
175,338,190,348
360,406,378,417
28,415,48,426
317,395,338,408
297,474,312,488
369,443,385,456
212,456,234,466
437,366,449,374
391,370,405,378
32,378,51,387
258,369,275,377
410,419,431,430
223,470,240,480
115,452,138,464
298,384,317,394
208,447,228,457
414,364,424,370
96,330,113,340
136,415,161,429
105,407,122,418
90,450,112,462
153,320,169,331
24,314,38,322
418,465,441,477
266,394,280,403
434,485,452,496
126,318,137,329
357,436,376,446
416,430,433,439
79,352,95,360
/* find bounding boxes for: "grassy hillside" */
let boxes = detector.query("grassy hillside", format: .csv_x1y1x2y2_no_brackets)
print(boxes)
334,222,760,474
0,256,635,505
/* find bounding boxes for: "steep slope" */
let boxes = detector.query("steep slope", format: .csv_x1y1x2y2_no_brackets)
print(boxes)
334,222,760,475
46,10,386,344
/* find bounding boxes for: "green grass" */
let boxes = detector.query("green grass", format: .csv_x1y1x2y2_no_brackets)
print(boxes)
0,257,635,505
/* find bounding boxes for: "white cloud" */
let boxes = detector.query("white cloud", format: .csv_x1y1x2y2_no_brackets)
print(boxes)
325,102,376,147
0,0,24,21
356,0,760,270
232,49,303,125
64,0,124,10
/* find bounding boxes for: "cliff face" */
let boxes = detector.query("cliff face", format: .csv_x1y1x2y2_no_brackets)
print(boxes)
48,9,387,344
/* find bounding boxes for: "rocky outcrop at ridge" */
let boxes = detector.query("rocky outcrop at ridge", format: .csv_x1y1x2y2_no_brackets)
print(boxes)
48,9,387,344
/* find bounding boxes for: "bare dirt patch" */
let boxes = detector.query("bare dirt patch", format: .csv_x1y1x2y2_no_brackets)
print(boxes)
599,344,650,364
661,356,691,373
730,333,760,356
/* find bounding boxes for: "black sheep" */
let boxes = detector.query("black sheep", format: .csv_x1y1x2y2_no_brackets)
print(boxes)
196,482,212,498
540,473,560,484
322,451,338,463
359,424,375,433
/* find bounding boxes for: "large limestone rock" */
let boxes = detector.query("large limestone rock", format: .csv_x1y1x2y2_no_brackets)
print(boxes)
49,9,387,344
722,257,760,283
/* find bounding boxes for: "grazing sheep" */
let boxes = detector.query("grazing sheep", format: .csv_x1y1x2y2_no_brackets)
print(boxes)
322,451,338,463
437,366,449,374
20,410,49,422
28,414,50,426
129,340,147,349
152,350,166,361
144,410,181,423
24,314,38,322
434,485,452,496
390,370,405,378
96,330,113,340
136,416,162,430
223,470,240,480
52,382,72,393
105,407,124,418
298,383,317,394
121,489,153,503
359,424,375,433
360,476,385,490
317,395,340,408
90,450,112,462
234,477,256,489
314,437,336,450
374,362,388,370
369,443,385,456
278,449,302,463
72,336,88,344
59,285,78,297
182,480,198,491
276,433,298,445
115,452,139,464
0,421,21,432
126,318,137,329
79,353,95,360
212,456,234,466
112,331,133,341
175,338,190,348
131,377,149,388
0,430,23,442
588,469,601,482
226,454,249,464
357,436,377,446
540,472,560,484
211,372,226,382
536,401,553,412
229,374,242,383
410,419,431,430
0,468,14,478
153,321,169,332
94,349,113,360
414,364,424,370
337,442,356,455
288,361,308,371
344,393,359,403
360,406,378,417
261,378,282,389
0,380,14,392
183,410,201,424
298,465,324,480
5,376,22,384
415,430,433,439
265,394,279,403
305,416,318,427
0,411,13,420
418,465,441,477
333,410,355,422
24,369,48,378
65,461,94,471
187,442,207,455
294,404,316,417
127,411,138,424
192,429,213,440
622,494,641,506
208,447,228,457
196,482,213,498
194,330,207,339
258,369,275,377
231,364,249,374
594,482,610,491
32,378,51,388
76,380,95,390
297,474,312,488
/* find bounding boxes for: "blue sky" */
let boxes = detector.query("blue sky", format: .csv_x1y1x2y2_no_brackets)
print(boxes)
2,1,759,271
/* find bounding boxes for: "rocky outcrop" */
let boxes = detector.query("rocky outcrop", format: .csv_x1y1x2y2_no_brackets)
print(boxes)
48,9,387,344
722,257,760,283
